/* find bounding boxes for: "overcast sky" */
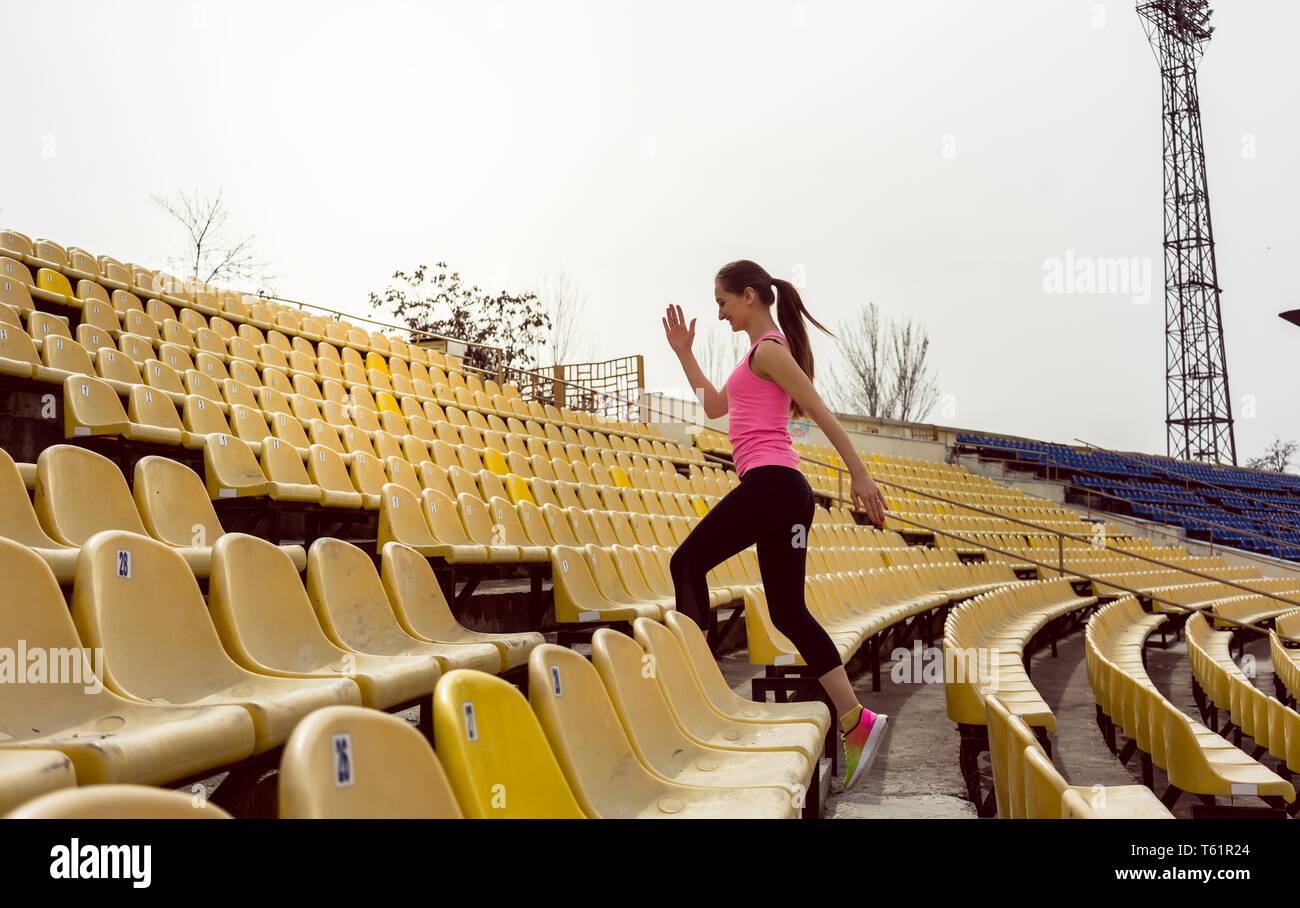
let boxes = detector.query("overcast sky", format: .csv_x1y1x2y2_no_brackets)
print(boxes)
3,1,1296,464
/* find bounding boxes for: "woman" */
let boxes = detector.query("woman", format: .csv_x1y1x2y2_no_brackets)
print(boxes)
662,259,892,792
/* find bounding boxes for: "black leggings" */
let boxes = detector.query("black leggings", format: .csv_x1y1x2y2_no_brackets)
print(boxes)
668,464,842,677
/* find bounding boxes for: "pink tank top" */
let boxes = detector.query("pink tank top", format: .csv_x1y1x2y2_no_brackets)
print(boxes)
725,330,801,478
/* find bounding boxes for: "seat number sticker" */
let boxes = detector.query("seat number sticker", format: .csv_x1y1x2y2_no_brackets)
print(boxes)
332,733,354,787
550,665,563,697
116,549,132,579
463,701,478,741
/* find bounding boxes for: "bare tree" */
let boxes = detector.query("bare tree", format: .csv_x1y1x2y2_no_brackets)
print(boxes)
888,316,940,422
829,302,894,417
1246,437,1297,473
152,188,272,290
829,302,939,423
532,268,593,368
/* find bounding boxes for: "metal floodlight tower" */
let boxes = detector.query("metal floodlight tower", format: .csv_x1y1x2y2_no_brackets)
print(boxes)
1137,0,1237,465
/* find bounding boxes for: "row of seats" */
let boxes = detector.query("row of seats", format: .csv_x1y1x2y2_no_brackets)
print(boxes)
0,240,679,450
1085,597,1295,810
1184,612,1300,783
943,577,1098,735
985,694,1173,818
742,545,1007,669
0,526,541,786
1272,611,1300,704
5,611,829,818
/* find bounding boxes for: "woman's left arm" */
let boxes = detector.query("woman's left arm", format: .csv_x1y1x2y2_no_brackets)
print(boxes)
755,342,889,526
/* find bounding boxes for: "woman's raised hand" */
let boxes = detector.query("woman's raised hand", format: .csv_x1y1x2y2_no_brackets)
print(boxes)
662,304,696,356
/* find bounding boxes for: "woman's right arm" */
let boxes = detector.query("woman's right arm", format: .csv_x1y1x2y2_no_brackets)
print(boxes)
663,304,728,417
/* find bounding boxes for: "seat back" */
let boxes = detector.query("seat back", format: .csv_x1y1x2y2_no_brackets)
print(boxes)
304,537,412,651
1021,746,1070,820
634,617,736,731
591,627,693,771
279,705,462,819
380,541,469,642
527,643,665,818
0,446,64,548
421,489,477,546
433,668,586,818
70,530,244,704
133,456,224,548
378,483,440,550
6,785,232,819
35,445,147,546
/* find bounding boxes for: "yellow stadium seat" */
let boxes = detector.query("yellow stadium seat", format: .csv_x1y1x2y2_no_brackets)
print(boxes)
259,436,323,502
33,445,212,576
664,611,831,735
71,530,359,753
432,669,585,818
550,544,661,624
378,483,488,563
529,644,797,818
380,542,544,670
0,446,77,581
133,455,306,570
634,617,822,763
306,444,365,509
6,784,233,819
305,537,501,673
208,534,438,710
0,536,256,783
278,705,460,819
203,433,275,499
592,628,811,801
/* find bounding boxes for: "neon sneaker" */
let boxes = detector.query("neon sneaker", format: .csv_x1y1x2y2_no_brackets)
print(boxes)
840,709,891,791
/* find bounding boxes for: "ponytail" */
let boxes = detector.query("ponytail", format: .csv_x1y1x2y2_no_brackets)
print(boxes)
716,260,835,421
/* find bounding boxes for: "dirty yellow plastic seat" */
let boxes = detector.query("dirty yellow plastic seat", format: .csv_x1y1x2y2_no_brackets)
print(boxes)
63,373,131,437
550,544,662,624
306,444,364,509
71,530,360,753
306,537,502,674
380,541,544,671
377,483,490,563
203,433,276,499
664,611,831,735
432,667,588,818
986,695,1172,818
529,645,797,818
0,750,76,815
34,444,215,577
0,446,78,581
278,705,461,819
209,535,439,710
0,537,256,784
634,618,823,763
592,628,811,802
135,455,306,569
6,785,234,819
259,436,325,503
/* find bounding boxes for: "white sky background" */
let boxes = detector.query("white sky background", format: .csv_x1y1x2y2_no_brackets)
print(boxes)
2,0,1297,463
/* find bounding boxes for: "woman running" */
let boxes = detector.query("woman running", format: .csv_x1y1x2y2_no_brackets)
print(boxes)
662,259,892,791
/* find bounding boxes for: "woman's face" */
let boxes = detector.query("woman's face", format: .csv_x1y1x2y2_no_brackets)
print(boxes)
715,280,753,331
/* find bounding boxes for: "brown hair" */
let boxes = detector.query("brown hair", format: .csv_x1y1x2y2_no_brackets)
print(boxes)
716,259,835,420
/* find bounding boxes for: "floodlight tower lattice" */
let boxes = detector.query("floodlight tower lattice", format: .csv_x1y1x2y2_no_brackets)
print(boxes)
1137,0,1237,465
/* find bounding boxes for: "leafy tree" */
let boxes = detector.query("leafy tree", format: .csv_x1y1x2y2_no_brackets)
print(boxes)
369,263,552,376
